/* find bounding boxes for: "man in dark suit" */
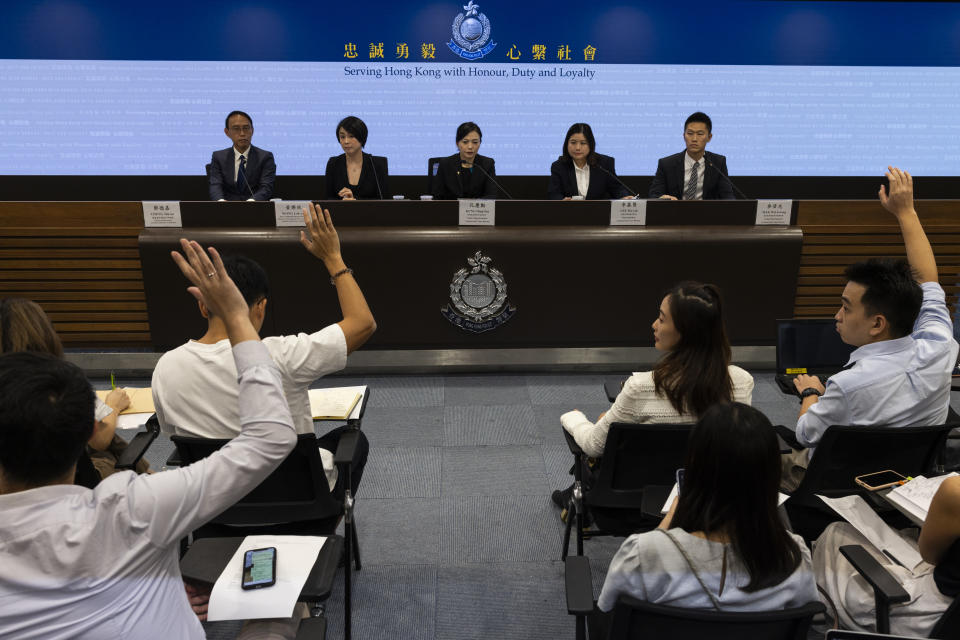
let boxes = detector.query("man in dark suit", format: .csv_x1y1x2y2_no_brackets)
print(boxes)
648,112,734,200
208,111,276,201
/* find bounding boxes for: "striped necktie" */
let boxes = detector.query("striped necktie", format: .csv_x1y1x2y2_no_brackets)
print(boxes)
683,161,699,200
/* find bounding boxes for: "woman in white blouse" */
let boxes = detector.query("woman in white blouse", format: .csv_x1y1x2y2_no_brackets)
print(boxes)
553,281,753,514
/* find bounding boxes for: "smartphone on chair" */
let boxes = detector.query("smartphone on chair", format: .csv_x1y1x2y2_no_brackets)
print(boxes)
241,547,277,590
854,470,906,491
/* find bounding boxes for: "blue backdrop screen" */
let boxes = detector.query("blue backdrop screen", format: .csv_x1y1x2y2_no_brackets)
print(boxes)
0,1,957,176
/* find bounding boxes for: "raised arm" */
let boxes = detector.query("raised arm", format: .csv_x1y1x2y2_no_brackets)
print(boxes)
300,203,376,354
879,166,938,283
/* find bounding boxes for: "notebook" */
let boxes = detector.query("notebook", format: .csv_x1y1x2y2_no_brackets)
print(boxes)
774,318,855,396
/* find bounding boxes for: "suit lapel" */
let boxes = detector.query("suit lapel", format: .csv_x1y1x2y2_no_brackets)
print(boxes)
673,154,685,195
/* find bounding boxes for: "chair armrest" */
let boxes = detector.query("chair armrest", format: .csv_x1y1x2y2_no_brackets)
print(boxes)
839,545,910,604
295,616,327,640
562,427,585,457
333,427,360,466
640,485,672,520
114,415,160,470
348,388,370,425
775,424,803,451
603,380,622,403
165,450,183,467
839,544,910,633
565,555,595,615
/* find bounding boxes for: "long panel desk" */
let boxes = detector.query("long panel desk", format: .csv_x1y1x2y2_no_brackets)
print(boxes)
1,200,956,351
139,200,801,351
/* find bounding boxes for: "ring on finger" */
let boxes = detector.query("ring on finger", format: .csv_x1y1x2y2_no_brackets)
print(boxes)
206,272,216,278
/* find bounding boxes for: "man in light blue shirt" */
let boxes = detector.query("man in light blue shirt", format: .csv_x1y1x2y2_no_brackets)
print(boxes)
783,167,959,491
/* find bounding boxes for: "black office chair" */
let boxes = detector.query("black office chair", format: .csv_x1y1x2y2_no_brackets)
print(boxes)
426,156,443,194
783,423,956,542
837,543,960,638
171,429,362,639
559,422,693,560
565,555,825,640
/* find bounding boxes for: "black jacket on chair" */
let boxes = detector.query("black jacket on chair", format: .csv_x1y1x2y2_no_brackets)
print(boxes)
648,150,735,200
431,153,498,199
324,153,389,200
547,153,629,199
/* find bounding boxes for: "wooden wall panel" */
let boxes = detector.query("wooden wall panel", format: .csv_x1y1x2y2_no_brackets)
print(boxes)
0,202,149,345
794,201,960,318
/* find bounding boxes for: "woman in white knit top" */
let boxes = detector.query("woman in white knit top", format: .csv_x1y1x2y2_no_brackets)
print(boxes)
561,281,754,459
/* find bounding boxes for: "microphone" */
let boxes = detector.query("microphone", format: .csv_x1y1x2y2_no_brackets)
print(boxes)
462,158,513,199
592,161,639,199
238,153,257,200
704,158,749,200
366,153,385,199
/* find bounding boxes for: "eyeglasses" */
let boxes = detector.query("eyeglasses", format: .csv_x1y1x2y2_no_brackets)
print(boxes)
228,125,252,133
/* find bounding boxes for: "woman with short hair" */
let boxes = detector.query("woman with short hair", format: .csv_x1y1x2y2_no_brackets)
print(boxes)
325,115,389,200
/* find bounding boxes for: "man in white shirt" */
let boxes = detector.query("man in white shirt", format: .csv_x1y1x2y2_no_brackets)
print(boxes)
782,167,959,490
153,203,376,499
0,237,299,639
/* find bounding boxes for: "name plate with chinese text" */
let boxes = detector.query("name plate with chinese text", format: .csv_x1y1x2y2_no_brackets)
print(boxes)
142,201,182,227
609,198,647,225
458,199,496,226
755,200,792,225
274,201,311,227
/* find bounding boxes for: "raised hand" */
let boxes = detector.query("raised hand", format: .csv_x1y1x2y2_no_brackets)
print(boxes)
170,239,248,324
878,166,915,218
300,203,343,267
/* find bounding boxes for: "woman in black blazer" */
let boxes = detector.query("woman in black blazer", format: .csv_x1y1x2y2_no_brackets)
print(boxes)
547,123,632,200
431,122,498,200
325,116,389,199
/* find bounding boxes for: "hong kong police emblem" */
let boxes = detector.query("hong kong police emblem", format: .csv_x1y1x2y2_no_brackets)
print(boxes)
447,1,496,60
441,251,516,333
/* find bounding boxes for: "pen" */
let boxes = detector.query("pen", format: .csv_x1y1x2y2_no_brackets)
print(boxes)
882,549,907,570
110,372,116,390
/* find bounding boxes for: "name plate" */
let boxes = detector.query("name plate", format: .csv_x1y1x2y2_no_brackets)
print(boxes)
274,201,310,227
610,199,647,225
458,199,495,226
142,201,182,227
755,200,792,225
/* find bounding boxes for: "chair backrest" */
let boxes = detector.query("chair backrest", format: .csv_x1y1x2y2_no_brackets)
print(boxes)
426,156,443,193
589,422,694,509
171,432,339,525
793,423,955,501
607,595,825,640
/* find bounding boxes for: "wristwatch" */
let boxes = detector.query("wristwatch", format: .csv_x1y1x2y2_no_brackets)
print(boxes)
799,387,822,402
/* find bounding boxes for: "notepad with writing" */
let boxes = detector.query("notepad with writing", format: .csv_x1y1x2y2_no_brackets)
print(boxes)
308,386,365,420
95,387,155,415
886,472,958,524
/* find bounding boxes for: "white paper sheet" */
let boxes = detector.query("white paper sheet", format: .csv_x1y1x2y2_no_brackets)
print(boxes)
206,535,326,622
116,412,153,430
308,385,366,420
661,483,789,513
817,494,923,573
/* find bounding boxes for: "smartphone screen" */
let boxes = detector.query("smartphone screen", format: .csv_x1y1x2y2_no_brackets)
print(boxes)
857,470,905,489
675,468,685,496
241,547,277,590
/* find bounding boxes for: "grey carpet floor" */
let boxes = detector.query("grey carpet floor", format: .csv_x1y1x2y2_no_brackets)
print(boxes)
100,372,960,640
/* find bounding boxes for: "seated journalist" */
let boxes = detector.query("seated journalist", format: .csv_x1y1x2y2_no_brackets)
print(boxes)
431,121,499,200
547,123,633,200
325,115,389,200
0,237,302,638
152,203,376,503
648,111,735,200
208,110,276,201
591,403,817,637
813,475,960,636
782,167,959,491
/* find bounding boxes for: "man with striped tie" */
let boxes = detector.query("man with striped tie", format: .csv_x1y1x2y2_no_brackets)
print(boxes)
648,112,735,201
208,110,276,201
